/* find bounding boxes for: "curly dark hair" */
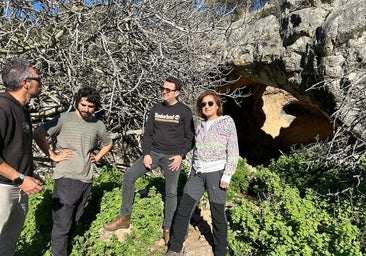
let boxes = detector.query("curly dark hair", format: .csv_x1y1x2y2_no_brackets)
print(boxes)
74,86,101,110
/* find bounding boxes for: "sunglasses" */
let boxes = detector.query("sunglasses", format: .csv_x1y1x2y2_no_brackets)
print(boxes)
160,86,177,93
26,77,42,84
200,101,214,108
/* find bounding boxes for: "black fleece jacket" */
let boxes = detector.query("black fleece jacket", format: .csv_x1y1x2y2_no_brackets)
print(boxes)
142,101,195,158
0,92,34,185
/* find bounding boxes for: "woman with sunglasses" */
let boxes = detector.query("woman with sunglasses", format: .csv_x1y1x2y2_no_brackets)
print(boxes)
165,90,239,256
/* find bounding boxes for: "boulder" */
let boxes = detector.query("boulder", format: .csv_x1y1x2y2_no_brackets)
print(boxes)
222,0,365,165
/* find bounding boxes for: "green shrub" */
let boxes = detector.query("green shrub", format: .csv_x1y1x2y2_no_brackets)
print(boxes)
270,152,366,196
17,167,166,256
228,168,362,256
71,186,164,256
227,158,250,201
17,157,366,255
268,153,322,194
16,179,53,255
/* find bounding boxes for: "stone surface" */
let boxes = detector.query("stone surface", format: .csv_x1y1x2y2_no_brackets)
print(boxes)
221,0,365,165
98,225,132,242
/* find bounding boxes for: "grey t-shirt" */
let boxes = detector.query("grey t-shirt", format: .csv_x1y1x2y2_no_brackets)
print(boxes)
42,111,111,183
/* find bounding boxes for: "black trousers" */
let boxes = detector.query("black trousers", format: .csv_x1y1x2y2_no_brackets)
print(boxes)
51,178,92,256
169,170,228,256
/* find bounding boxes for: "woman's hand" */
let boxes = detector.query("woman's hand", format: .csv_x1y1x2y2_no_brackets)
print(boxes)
220,181,229,189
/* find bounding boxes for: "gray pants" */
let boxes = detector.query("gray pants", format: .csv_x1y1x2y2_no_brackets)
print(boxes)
169,170,228,256
120,150,181,229
0,184,28,256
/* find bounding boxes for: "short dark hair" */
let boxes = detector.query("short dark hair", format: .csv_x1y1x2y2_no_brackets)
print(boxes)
1,58,32,91
196,90,223,120
165,76,183,91
74,86,101,110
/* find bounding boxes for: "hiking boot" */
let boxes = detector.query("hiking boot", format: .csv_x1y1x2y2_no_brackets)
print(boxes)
103,215,130,231
163,228,170,245
164,250,183,256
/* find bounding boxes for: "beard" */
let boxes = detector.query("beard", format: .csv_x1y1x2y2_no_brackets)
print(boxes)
30,84,42,98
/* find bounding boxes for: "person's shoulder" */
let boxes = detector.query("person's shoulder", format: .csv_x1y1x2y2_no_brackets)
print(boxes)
177,101,192,111
0,92,12,103
222,115,234,121
94,116,106,125
60,111,74,118
0,94,9,111
150,102,162,110
0,93,17,110
57,111,78,122
218,115,235,124
0,93,8,104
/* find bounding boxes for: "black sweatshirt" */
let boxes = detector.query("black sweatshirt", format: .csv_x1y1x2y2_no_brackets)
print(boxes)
142,101,195,158
0,92,34,185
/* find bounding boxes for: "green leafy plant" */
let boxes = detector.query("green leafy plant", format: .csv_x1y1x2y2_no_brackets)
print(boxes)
16,179,53,255
227,166,363,256
17,156,366,255
227,158,250,201
17,167,167,255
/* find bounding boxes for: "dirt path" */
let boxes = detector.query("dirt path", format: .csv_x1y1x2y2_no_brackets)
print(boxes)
100,204,214,256
152,205,214,256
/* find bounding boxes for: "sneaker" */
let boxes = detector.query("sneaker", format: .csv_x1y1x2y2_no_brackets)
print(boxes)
164,250,183,256
103,215,130,231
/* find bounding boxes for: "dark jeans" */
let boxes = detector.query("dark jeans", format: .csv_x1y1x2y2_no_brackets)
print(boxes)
169,170,228,256
120,150,181,229
51,178,92,256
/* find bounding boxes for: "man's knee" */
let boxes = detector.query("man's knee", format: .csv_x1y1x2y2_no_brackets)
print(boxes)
123,170,135,181
165,181,179,198
124,168,140,182
165,188,178,198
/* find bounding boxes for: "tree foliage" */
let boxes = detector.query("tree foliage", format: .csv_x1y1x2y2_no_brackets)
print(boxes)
1,0,363,182
1,0,246,167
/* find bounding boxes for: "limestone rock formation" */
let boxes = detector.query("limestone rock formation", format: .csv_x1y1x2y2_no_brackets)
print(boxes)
222,0,365,165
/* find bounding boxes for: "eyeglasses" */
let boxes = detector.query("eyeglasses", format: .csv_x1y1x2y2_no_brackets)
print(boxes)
160,86,177,93
200,101,214,108
26,77,42,84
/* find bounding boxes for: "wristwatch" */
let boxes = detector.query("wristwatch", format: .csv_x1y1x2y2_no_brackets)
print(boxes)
13,173,25,186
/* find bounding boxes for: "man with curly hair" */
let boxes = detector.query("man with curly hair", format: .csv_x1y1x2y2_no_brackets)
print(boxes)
34,86,113,256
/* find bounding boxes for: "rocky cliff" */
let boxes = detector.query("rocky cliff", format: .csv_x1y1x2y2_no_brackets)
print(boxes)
222,0,365,165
